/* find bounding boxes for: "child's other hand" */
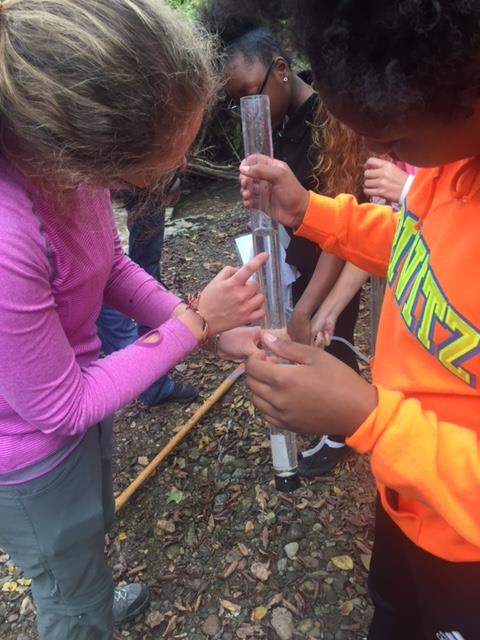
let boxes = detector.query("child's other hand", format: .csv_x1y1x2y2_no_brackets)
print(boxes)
287,308,312,345
215,326,262,361
311,306,337,348
199,253,268,335
364,157,409,204
239,155,309,229
246,334,377,436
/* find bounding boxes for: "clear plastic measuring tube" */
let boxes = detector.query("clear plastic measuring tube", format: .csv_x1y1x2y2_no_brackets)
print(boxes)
240,94,300,492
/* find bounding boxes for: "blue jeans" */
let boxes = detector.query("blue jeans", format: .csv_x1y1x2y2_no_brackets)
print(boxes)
97,191,174,404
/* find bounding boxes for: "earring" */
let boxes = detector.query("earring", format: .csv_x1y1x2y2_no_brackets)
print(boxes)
283,77,288,83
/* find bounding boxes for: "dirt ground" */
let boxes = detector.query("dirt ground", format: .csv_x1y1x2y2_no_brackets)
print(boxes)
0,183,376,640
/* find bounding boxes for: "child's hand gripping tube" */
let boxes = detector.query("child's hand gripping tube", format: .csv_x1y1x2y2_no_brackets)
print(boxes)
240,94,300,492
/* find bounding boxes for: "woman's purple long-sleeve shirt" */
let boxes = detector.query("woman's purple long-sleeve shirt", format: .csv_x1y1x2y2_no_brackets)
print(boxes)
0,159,198,474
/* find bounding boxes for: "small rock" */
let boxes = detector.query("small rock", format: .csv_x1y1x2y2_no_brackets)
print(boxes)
284,542,299,559
137,456,149,467
202,613,221,636
225,547,243,563
303,555,320,570
154,519,176,536
213,493,228,514
188,448,201,461
286,522,304,542
146,610,164,629
8,613,19,623
277,558,288,575
297,618,314,634
301,579,316,594
250,561,270,582
186,525,198,547
16,635,30,640
232,458,248,469
238,497,253,512
271,607,294,640
324,586,338,604
19,595,35,617
164,544,182,561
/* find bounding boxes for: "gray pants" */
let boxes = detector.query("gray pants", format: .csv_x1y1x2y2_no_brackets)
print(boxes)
0,420,115,639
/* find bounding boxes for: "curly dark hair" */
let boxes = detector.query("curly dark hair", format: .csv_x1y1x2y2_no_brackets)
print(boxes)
199,0,291,66
294,0,480,127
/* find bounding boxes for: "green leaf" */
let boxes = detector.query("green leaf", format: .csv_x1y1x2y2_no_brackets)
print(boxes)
166,488,183,504
265,511,276,527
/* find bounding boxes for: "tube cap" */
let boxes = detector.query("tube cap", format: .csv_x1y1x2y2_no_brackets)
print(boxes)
275,473,301,493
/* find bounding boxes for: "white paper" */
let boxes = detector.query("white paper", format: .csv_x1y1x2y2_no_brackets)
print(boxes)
235,233,298,311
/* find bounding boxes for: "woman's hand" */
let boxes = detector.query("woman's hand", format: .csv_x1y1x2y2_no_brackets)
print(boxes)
287,308,312,345
239,156,309,229
246,334,377,436
198,253,268,335
311,305,337,348
364,157,409,203
214,326,262,361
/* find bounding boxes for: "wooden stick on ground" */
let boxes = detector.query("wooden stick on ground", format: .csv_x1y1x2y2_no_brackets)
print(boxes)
115,365,245,512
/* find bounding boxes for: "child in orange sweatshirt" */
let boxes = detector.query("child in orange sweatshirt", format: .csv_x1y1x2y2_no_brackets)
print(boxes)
240,2,480,638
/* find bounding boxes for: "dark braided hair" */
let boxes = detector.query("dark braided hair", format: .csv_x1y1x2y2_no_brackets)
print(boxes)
200,0,291,66
294,0,480,127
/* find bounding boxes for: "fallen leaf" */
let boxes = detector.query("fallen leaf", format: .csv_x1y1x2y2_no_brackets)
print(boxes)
17,578,32,587
265,511,276,527
339,600,354,616
255,485,267,511
117,532,128,542
244,520,254,534
331,555,354,571
219,560,238,580
194,594,202,612
251,605,268,621
166,488,183,504
360,553,372,571
197,435,210,450
219,598,241,613
354,539,372,554
163,614,178,636
1,581,18,592
207,514,215,532
333,485,343,496
237,543,249,557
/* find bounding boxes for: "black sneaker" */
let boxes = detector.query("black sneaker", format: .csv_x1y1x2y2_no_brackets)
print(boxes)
142,381,198,407
298,436,350,477
162,381,198,404
113,582,150,626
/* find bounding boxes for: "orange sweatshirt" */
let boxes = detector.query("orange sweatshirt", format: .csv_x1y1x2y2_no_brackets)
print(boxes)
296,158,480,562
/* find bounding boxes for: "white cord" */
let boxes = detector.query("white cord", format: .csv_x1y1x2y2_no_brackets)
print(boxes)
330,336,370,365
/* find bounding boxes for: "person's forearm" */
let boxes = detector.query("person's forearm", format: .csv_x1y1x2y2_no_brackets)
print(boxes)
294,252,345,317
318,263,369,319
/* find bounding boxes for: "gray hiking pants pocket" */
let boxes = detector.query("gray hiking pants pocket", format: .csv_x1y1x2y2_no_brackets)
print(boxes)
0,419,115,640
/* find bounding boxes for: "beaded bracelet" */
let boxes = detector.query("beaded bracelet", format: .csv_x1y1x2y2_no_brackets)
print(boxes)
186,291,209,345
